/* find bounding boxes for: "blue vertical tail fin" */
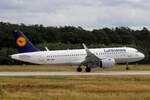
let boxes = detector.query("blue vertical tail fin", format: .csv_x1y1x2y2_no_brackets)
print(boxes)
12,30,39,53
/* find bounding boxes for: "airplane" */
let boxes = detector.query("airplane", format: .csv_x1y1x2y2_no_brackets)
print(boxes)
10,30,145,72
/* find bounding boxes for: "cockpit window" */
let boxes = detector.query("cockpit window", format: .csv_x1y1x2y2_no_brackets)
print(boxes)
127,48,140,53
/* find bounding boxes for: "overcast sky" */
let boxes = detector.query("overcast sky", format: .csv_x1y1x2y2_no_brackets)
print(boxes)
0,0,150,30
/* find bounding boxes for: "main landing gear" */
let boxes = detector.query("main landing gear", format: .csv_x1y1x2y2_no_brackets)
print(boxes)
85,67,91,72
77,66,91,72
77,67,82,72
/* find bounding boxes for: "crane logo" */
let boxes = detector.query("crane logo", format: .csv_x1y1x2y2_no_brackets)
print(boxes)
16,37,27,47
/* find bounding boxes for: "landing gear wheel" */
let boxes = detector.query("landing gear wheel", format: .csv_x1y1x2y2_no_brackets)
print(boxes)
126,67,130,70
126,62,130,70
77,67,82,72
85,67,91,72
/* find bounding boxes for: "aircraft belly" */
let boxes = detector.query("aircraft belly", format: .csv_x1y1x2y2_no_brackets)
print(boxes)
115,57,141,63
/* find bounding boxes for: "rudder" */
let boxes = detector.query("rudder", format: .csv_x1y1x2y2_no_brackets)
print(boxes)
12,30,39,53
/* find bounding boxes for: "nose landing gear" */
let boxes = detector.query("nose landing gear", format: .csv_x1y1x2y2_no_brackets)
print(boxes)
126,62,130,70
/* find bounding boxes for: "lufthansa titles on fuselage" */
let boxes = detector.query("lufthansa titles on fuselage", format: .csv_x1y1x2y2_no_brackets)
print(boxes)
104,49,126,53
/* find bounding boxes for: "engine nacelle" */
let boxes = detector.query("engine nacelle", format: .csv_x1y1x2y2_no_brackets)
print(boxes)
100,58,115,68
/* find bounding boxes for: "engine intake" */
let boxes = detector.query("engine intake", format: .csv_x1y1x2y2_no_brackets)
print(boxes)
100,58,115,68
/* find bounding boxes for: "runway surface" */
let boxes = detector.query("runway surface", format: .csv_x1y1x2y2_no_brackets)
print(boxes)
0,71,150,76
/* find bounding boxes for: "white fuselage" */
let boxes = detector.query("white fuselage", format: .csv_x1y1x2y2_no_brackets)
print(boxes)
11,47,145,66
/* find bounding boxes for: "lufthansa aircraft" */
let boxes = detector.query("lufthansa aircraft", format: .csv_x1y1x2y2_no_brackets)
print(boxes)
10,30,145,72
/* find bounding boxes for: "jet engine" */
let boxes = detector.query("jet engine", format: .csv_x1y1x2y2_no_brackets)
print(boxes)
100,58,115,68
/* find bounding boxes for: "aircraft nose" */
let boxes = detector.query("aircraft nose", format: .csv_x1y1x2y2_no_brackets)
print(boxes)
140,53,145,59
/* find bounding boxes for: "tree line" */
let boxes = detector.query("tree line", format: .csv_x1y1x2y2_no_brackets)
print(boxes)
0,22,149,65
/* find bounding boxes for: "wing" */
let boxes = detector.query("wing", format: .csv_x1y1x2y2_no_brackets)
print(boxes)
81,43,101,67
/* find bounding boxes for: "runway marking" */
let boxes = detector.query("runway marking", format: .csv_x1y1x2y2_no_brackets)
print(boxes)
0,71,150,76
